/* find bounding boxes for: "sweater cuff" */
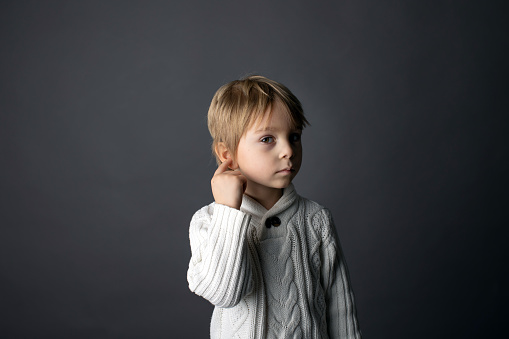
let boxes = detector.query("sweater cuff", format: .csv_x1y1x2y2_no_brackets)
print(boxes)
210,203,251,241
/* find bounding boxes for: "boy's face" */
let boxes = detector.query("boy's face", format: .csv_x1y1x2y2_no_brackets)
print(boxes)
235,100,302,198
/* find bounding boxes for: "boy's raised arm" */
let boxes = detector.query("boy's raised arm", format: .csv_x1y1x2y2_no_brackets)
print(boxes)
187,160,253,308
187,203,253,308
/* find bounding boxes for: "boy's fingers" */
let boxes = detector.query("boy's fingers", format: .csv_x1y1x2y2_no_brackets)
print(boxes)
214,158,232,175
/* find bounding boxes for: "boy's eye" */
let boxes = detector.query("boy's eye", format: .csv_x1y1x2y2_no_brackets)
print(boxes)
290,133,301,143
261,136,274,144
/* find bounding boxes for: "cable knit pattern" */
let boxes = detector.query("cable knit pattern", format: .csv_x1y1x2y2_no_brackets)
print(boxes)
259,235,302,339
306,212,329,338
188,185,362,339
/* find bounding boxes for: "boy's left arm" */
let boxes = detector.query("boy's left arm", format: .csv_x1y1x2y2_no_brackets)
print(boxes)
317,209,362,339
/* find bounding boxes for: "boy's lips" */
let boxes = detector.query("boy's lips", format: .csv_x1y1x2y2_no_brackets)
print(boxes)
277,167,295,173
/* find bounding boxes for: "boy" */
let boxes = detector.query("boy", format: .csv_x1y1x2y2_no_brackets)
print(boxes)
187,75,361,338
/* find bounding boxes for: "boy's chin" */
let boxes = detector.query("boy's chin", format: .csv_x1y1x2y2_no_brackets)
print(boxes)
248,176,295,191
271,179,294,189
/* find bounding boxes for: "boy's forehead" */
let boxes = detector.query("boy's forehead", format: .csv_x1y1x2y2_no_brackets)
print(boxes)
248,105,300,132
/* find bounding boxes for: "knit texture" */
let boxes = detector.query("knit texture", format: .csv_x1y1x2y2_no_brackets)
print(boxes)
187,185,361,339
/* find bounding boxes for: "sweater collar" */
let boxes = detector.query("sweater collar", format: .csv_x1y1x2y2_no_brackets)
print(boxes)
240,184,298,226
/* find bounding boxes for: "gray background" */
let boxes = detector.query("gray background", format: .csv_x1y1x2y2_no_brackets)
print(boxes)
1,1,506,338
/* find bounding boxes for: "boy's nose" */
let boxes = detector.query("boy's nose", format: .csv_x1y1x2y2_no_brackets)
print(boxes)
279,141,293,159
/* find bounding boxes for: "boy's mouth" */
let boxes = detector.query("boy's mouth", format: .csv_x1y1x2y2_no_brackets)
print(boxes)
277,167,295,173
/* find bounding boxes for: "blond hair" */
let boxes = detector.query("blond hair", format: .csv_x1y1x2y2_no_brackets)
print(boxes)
207,75,309,164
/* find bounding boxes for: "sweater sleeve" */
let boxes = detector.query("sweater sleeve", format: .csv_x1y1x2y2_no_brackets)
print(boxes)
317,209,362,339
187,203,254,308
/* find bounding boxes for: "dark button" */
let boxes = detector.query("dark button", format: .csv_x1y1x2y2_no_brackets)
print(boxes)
265,217,281,228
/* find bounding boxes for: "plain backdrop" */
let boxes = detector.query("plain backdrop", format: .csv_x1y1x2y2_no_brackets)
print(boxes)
0,1,506,338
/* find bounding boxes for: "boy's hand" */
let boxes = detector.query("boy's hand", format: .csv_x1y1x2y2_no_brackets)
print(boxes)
211,158,247,210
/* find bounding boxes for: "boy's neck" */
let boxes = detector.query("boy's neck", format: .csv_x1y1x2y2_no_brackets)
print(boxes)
244,185,284,210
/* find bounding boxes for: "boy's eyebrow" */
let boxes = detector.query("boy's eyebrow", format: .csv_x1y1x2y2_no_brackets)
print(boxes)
254,127,278,133
254,126,303,133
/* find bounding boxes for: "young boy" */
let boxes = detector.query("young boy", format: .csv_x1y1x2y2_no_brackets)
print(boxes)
187,75,361,338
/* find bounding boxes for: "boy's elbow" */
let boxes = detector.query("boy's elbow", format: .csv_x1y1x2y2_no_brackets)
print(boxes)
188,272,253,309
215,276,253,308
188,285,243,308
212,298,241,309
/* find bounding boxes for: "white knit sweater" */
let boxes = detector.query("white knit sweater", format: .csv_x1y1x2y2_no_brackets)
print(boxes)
187,185,361,339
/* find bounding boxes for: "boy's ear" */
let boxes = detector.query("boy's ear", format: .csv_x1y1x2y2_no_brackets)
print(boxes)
215,142,239,169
